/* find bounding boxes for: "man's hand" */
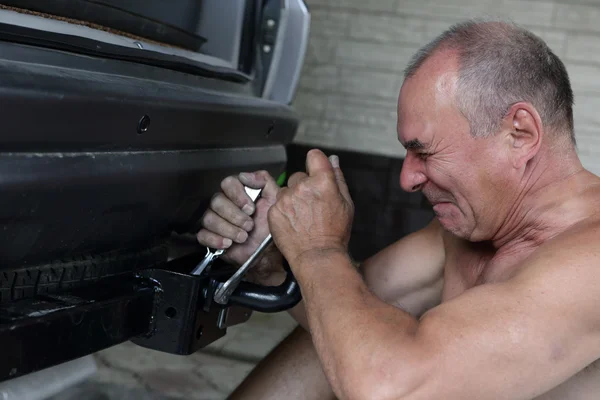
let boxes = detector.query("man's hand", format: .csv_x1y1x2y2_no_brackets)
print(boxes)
197,170,284,284
268,149,354,268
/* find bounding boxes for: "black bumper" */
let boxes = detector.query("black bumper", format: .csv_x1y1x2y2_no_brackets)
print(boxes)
0,40,299,267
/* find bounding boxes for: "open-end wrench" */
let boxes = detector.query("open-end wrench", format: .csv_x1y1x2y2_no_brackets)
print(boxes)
213,233,273,305
190,186,262,276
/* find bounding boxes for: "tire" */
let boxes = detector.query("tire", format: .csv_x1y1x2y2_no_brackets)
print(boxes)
0,244,168,304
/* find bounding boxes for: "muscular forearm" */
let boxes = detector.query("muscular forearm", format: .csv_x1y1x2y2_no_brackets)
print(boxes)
293,250,425,400
284,258,360,332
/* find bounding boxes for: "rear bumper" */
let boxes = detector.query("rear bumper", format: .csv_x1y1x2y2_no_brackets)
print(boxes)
0,41,299,267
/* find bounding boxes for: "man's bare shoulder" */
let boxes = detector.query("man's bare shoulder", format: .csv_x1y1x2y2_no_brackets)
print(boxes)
539,215,600,257
547,172,600,248
510,213,600,297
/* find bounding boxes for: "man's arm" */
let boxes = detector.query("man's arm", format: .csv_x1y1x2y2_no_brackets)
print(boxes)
229,219,445,400
360,218,444,317
288,218,445,329
195,166,444,328
268,150,600,400
294,223,600,400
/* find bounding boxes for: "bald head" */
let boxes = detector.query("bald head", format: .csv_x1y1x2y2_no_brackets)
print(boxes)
404,20,575,146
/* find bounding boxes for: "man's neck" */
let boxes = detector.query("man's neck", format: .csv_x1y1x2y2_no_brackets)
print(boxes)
490,148,594,255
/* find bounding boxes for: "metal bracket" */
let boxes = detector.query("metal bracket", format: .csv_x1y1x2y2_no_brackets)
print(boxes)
0,277,155,382
131,254,252,355
0,249,300,382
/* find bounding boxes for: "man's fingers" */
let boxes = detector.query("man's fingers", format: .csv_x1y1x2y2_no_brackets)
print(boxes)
304,150,351,202
305,148,335,178
329,155,352,203
238,170,279,204
221,175,258,215
200,210,250,244
288,172,308,189
210,193,254,231
197,229,233,249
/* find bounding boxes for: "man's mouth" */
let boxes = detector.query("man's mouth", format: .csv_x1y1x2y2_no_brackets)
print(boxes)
432,202,454,215
425,194,455,213
426,197,452,206
423,191,453,205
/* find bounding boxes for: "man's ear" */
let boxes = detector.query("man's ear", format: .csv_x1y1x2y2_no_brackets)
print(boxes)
503,102,543,169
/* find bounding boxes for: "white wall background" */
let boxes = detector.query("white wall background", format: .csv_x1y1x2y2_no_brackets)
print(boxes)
292,0,600,174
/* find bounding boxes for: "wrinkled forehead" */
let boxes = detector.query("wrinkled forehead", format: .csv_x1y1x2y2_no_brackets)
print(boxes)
397,55,459,144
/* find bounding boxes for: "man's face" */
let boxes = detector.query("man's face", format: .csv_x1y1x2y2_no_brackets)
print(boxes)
397,60,510,240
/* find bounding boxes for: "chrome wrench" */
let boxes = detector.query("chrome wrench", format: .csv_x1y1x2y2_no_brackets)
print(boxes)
191,186,262,276
213,233,273,305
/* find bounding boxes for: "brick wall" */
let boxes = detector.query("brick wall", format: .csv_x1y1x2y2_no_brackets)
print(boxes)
292,0,600,175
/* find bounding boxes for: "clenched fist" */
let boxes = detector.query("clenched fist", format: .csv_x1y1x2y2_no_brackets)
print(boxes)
267,149,354,269
197,170,285,285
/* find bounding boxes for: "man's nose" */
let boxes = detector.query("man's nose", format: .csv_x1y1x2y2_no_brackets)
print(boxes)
400,153,427,192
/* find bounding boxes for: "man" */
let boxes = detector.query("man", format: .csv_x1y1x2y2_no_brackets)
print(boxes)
198,20,600,399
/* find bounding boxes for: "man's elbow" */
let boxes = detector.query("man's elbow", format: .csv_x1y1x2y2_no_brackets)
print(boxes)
338,366,429,400
337,351,435,400
338,321,443,400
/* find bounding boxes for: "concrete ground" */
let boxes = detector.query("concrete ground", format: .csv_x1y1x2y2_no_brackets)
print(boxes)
49,311,298,400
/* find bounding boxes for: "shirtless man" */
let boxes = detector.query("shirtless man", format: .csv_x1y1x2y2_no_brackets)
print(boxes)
197,20,600,399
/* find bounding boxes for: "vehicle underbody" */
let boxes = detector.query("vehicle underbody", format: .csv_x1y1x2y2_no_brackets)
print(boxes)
0,0,309,382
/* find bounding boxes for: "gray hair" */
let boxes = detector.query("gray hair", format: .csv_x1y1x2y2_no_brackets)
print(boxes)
404,20,575,145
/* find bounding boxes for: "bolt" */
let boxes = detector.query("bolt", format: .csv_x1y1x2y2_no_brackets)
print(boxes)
263,44,272,54
137,115,150,134
266,123,275,138
134,41,144,49
266,19,276,29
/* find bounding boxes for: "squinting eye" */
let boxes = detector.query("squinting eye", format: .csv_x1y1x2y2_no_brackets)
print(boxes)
417,152,429,160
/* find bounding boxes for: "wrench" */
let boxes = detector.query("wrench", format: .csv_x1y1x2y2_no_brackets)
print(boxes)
191,186,263,276
213,233,273,305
